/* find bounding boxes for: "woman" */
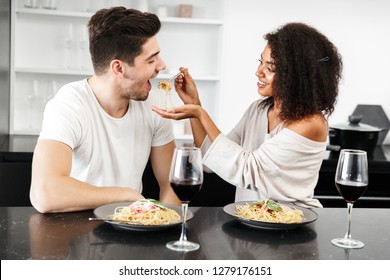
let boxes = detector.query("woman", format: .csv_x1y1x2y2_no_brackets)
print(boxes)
152,22,342,208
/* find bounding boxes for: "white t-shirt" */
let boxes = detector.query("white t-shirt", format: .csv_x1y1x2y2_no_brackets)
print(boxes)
39,79,174,193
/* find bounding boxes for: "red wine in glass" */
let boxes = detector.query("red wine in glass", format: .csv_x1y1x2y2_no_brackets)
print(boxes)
166,147,203,252
332,149,368,249
170,180,202,203
335,180,368,203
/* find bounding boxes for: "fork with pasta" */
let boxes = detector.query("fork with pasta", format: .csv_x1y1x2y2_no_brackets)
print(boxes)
157,72,183,109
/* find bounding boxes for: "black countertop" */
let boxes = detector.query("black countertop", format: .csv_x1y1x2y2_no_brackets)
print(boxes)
1,206,389,260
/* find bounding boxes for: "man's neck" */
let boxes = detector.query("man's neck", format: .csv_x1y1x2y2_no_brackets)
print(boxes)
87,76,129,118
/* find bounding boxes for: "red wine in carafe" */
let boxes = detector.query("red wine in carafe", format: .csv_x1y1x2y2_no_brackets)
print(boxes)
170,180,202,203
335,180,368,203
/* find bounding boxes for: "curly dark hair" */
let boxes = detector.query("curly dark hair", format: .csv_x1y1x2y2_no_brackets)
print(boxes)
88,7,161,75
260,22,343,120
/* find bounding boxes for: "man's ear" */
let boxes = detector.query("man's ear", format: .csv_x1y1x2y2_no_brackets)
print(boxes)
111,60,124,79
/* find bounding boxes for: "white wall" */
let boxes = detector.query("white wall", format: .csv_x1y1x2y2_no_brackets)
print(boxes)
217,0,390,144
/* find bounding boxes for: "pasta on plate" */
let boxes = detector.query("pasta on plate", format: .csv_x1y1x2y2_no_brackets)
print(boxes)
235,199,304,224
109,199,181,225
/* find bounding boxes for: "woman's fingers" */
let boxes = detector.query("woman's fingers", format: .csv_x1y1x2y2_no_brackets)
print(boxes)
151,105,194,120
151,106,184,120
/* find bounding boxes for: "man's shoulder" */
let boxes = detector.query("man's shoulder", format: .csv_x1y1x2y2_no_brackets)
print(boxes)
53,80,90,106
57,80,87,96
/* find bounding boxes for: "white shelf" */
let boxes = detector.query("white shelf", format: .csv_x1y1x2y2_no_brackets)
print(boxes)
156,73,220,82
16,9,223,25
15,67,92,76
10,0,224,135
160,17,223,25
16,8,92,18
15,68,220,81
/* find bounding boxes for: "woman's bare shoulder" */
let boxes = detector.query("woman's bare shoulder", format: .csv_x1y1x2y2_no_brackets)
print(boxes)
285,114,328,142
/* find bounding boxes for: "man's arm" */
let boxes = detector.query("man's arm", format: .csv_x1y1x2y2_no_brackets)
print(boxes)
30,139,144,213
149,141,180,205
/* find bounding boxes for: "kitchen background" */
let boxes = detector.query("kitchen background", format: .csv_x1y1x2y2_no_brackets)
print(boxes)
219,0,390,144
2,0,390,144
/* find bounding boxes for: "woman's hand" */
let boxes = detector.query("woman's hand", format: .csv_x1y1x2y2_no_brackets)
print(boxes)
151,104,203,121
174,67,201,105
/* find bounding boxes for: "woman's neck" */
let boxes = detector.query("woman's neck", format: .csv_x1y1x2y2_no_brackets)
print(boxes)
267,103,284,133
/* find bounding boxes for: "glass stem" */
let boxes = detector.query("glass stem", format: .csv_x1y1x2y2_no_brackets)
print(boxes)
179,203,188,242
344,202,354,240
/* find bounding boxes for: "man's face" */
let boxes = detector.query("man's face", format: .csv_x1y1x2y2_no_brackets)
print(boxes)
120,36,166,101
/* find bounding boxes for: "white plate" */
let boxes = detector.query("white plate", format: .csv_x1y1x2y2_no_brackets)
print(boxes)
94,202,193,232
223,201,318,230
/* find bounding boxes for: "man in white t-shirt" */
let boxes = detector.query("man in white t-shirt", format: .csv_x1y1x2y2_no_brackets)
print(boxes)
30,7,179,213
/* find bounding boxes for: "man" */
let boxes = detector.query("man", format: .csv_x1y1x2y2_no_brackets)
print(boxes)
30,7,179,213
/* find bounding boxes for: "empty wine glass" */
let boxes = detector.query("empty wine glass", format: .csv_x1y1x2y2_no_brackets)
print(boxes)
26,79,39,129
64,23,74,69
332,149,368,249
166,147,203,252
78,25,88,70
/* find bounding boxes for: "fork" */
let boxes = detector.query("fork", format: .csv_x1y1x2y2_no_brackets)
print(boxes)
88,217,142,225
169,72,183,82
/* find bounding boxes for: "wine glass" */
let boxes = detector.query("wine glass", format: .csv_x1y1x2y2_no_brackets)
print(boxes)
64,23,74,69
26,79,39,130
332,149,368,249
166,147,203,252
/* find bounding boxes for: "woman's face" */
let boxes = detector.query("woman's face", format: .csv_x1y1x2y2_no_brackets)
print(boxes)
255,44,275,97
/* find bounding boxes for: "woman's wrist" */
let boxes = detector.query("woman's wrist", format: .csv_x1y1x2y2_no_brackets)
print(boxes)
184,98,201,106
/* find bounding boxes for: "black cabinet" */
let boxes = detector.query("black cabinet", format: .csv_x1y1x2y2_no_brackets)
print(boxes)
141,160,236,207
315,148,390,208
0,153,33,207
0,135,37,207
1,135,390,208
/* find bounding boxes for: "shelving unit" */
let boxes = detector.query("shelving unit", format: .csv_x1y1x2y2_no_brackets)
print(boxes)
10,0,224,139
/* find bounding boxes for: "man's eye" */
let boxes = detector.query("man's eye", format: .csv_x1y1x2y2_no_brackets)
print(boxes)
258,59,263,65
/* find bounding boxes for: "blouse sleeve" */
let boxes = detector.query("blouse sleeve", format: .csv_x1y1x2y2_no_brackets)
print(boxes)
202,129,326,208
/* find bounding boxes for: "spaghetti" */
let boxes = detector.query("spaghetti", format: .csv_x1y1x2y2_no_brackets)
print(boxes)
158,80,173,109
109,199,181,225
158,80,172,92
235,199,303,223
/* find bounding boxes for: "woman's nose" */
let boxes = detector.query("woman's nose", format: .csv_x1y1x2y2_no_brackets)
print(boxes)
256,64,264,77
